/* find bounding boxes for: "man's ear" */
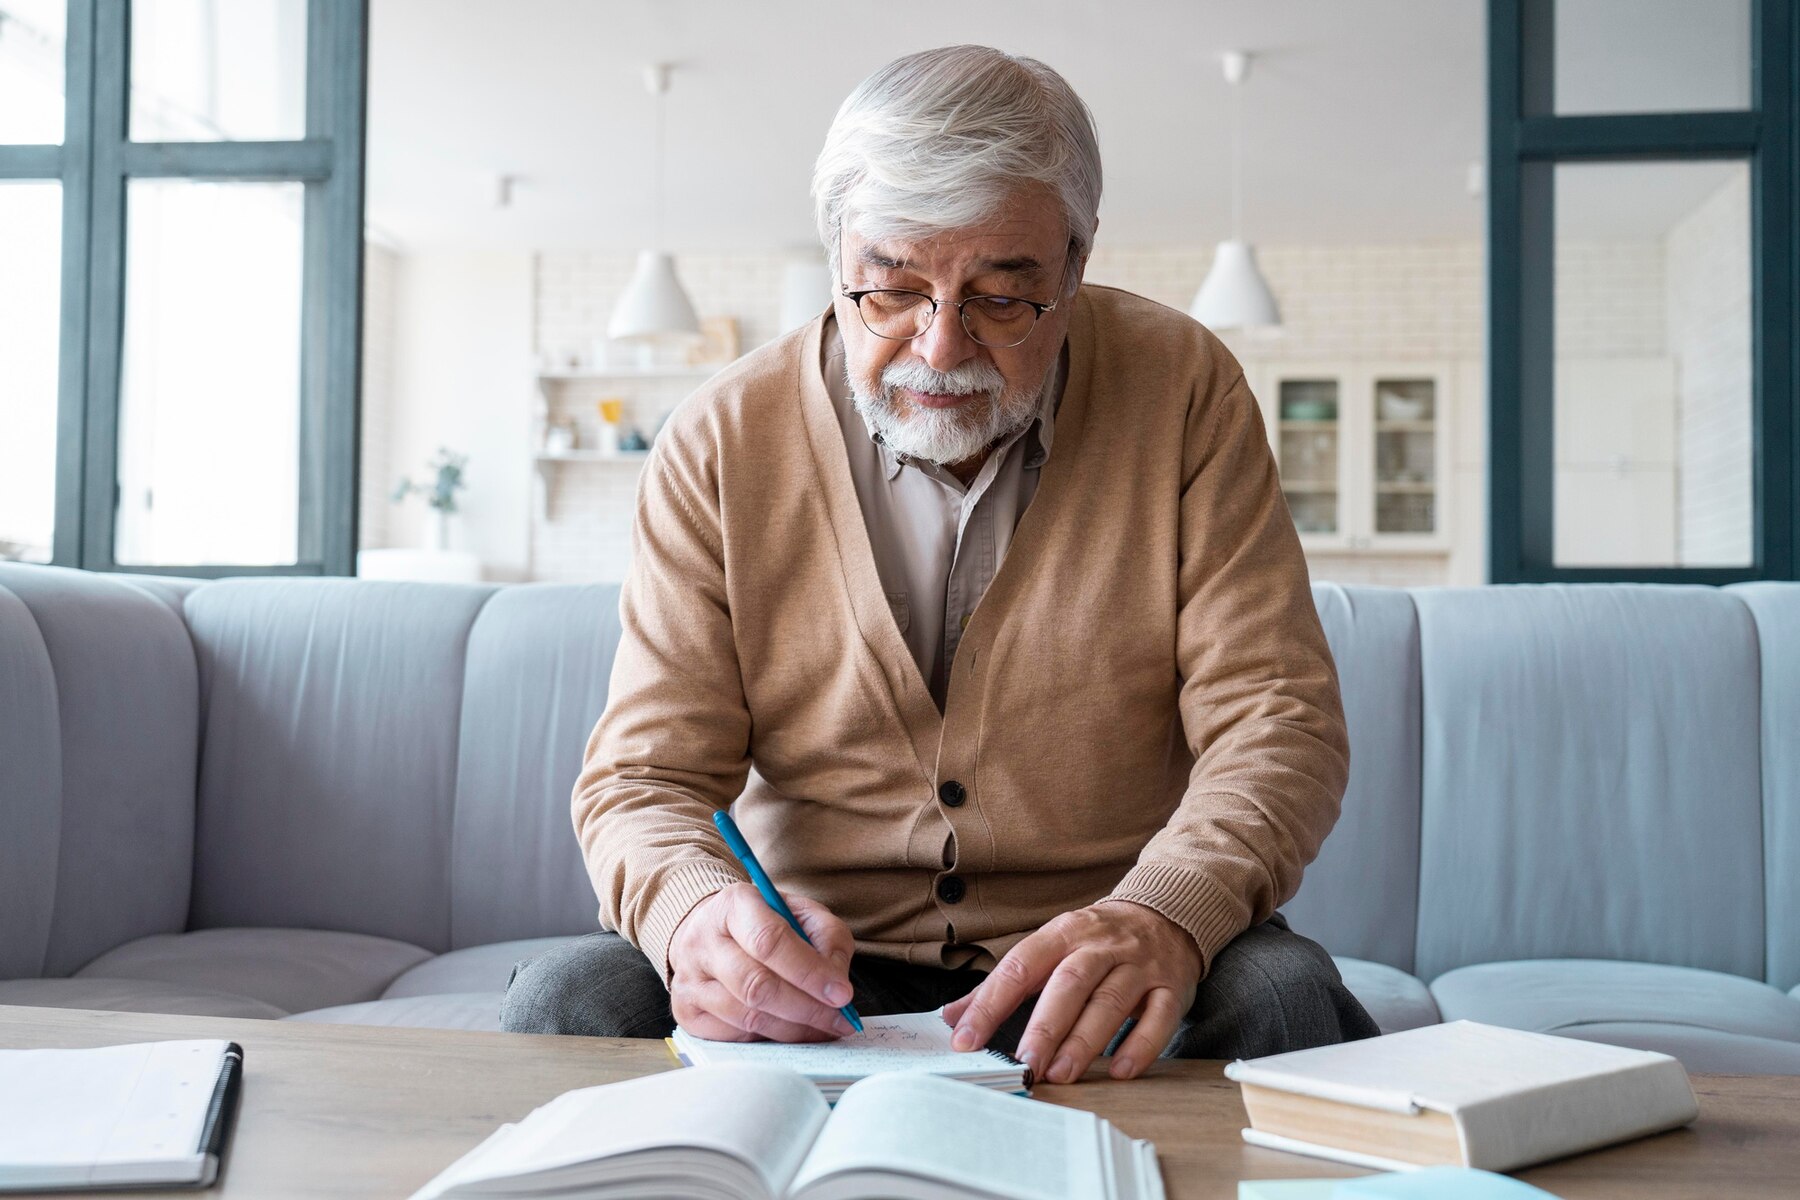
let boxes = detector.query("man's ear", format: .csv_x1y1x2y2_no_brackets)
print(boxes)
1066,226,1095,297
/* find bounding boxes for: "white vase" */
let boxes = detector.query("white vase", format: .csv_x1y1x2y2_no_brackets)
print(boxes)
425,508,450,552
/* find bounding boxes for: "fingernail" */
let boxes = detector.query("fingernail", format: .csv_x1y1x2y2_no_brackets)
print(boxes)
952,1027,975,1051
825,982,851,1005
1050,1055,1075,1083
834,1015,855,1035
1111,1056,1136,1079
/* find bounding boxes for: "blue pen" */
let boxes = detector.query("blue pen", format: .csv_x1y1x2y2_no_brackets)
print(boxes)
712,809,864,1033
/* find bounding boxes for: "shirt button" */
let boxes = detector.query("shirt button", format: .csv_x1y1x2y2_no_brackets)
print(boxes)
937,875,966,904
938,780,966,807
959,613,970,630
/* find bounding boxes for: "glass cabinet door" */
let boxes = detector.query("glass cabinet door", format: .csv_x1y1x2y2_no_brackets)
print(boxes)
1276,379,1342,537
1371,378,1438,536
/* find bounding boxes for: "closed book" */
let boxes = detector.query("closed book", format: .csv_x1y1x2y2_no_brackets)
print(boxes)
1223,1020,1697,1173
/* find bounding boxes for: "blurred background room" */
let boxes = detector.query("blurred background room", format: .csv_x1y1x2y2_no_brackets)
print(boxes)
0,0,1776,589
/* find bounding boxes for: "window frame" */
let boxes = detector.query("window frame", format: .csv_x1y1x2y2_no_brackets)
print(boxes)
1487,0,1797,583
0,0,367,578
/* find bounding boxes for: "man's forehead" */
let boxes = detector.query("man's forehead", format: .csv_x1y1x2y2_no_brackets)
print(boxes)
854,238,1052,279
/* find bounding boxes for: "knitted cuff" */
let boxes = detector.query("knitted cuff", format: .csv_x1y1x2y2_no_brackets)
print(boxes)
635,857,750,987
1102,861,1250,975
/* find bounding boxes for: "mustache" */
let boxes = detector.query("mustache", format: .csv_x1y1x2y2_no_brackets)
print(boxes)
880,358,1006,398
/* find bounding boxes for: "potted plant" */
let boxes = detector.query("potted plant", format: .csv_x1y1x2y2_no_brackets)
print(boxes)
392,447,468,551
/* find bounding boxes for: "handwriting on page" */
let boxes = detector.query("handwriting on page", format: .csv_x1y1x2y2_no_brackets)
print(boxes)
693,1012,994,1072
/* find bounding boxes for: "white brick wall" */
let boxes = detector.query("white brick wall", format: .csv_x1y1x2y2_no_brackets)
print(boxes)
528,241,1502,586
1666,167,1752,566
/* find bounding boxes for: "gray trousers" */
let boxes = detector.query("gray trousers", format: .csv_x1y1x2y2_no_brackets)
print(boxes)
500,911,1379,1060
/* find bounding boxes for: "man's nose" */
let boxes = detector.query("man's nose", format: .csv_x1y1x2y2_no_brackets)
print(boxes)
911,301,980,373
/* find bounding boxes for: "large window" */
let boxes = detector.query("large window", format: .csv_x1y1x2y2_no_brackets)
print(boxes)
1488,0,1796,582
0,0,366,576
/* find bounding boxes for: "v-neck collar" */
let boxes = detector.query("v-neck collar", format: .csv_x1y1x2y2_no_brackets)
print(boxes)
793,291,1097,778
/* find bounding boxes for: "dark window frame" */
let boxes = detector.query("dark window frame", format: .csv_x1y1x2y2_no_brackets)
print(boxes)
0,0,367,578
1488,0,1797,583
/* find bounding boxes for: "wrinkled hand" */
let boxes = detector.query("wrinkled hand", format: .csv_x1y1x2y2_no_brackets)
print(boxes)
667,882,857,1042
942,901,1201,1082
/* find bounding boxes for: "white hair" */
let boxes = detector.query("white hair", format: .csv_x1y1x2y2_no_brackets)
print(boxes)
813,45,1103,295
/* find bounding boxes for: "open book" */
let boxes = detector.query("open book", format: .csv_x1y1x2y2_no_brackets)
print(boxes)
408,1063,1163,1200
670,1010,1028,1101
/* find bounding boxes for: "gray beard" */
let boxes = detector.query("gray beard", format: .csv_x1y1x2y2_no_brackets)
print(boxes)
848,361,1041,466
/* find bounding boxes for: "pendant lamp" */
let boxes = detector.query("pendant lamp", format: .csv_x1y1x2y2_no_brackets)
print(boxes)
1190,51,1281,331
608,63,701,342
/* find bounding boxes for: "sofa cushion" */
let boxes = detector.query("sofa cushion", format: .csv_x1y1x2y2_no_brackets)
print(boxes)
184,578,497,951
1430,959,1800,1074
75,928,431,1014
380,937,578,999
1538,1024,1800,1075
1332,957,1439,1035
0,564,198,977
1287,586,1422,972
284,992,504,1031
0,579,61,981
0,977,285,1020
449,584,623,949
1412,586,1765,981
1729,583,1800,993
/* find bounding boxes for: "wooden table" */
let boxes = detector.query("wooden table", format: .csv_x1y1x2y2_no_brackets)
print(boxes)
3,1005,1795,1199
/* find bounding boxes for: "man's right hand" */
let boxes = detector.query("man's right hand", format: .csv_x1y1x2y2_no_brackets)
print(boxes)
667,882,858,1042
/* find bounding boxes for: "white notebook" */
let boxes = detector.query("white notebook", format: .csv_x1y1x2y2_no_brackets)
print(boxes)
0,1039,244,1192
669,1010,1028,1101
408,1063,1163,1200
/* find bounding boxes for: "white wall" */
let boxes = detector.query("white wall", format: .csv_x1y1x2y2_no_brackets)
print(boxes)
379,250,535,581
1666,166,1752,566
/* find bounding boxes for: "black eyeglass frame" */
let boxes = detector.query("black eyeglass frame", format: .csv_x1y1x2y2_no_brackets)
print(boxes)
838,272,1066,349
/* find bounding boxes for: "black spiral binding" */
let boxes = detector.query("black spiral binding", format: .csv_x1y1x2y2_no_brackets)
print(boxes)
196,1043,245,1166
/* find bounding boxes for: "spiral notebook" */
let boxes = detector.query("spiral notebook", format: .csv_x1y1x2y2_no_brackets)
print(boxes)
0,1039,243,1192
668,1010,1029,1101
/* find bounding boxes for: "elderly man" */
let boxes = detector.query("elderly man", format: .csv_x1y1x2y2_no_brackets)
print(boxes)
503,44,1378,1082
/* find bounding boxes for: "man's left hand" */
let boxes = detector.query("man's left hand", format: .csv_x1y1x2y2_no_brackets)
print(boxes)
941,900,1201,1083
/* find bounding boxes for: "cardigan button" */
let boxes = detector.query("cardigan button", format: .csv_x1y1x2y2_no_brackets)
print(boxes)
938,780,966,807
937,875,966,904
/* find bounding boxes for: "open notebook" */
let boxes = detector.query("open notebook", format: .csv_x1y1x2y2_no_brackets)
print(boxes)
408,1063,1163,1200
669,1010,1028,1101
0,1040,243,1192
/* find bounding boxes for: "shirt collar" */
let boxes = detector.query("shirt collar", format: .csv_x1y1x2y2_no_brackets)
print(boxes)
821,313,1066,482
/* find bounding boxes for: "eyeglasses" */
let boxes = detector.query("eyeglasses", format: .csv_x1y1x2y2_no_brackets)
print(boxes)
840,272,1063,349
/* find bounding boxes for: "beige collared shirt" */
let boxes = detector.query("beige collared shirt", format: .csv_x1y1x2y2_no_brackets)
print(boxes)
821,314,1067,710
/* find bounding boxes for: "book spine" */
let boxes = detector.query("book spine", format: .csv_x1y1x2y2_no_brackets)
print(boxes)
196,1043,244,1161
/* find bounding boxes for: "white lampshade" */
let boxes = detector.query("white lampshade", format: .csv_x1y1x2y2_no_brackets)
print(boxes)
607,250,702,341
1188,240,1281,331
779,262,835,333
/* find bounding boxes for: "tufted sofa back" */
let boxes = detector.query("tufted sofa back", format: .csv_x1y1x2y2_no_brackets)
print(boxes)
2,563,1796,992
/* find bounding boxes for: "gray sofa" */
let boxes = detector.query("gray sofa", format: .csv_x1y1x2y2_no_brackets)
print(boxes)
2,563,1796,1073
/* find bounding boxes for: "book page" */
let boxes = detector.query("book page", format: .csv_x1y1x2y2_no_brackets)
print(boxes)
788,1072,1112,1200
410,1064,827,1200
676,1011,1017,1078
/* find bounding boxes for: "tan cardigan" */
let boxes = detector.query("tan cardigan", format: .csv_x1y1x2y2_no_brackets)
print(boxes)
573,285,1350,984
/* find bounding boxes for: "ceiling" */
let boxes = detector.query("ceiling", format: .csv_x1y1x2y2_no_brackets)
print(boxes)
364,0,1748,254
